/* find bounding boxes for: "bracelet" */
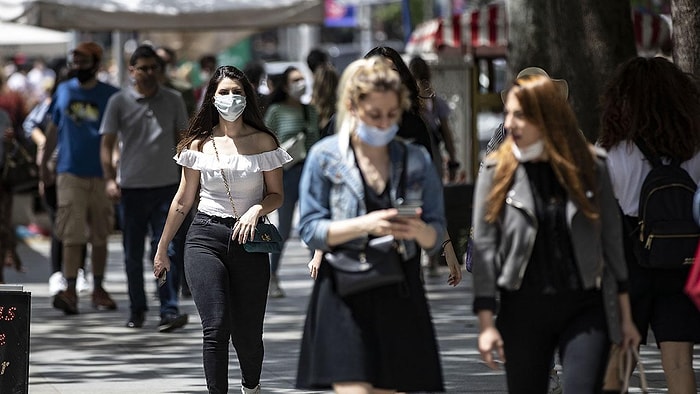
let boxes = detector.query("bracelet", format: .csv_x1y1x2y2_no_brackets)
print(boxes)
441,239,451,249
447,161,460,169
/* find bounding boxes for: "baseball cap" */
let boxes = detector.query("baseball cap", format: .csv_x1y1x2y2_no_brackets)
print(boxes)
72,42,103,63
501,67,569,103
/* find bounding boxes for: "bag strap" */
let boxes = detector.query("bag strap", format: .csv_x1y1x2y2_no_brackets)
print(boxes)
396,142,408,202
620,346,648,393
634,138,670,168
210,136,239,218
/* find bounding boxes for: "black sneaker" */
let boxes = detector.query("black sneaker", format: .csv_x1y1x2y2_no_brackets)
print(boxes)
126,312,145,328
158,313,188,333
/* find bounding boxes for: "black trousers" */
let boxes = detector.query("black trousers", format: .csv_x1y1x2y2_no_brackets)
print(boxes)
185,212,270,393
497,289,610,394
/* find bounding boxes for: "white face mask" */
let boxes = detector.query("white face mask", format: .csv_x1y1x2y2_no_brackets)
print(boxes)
214,94,246,122
512,139,545,162
289,80,306,100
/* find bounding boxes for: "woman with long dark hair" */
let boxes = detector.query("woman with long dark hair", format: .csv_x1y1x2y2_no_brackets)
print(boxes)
154,65,290,394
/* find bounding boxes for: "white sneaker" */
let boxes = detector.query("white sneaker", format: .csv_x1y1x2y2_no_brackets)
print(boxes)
48,271,67,295
241,384,260,394
76,269,91,293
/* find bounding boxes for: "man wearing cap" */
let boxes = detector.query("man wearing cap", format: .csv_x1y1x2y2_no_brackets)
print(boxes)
485,67,569,156
100,45,189,332
39,41,120,315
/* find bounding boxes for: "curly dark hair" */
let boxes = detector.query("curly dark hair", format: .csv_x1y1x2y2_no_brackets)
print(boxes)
177,65,277,153
598,56,700,161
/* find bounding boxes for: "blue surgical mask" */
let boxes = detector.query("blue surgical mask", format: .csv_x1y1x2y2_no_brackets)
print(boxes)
356,120,399,147
214,94,246,122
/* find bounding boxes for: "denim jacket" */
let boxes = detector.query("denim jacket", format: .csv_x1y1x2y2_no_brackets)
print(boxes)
472,150,629,343
298,135,446,258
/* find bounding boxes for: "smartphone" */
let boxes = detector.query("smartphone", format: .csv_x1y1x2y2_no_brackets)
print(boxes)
396,202,422,217
157,271,167,287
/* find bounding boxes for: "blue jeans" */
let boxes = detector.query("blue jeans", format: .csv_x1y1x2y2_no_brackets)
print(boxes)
269,162,303,274
120,185,181,317
185,212,270,393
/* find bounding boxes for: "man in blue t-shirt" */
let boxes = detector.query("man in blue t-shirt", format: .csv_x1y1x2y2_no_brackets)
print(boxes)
39,42,119,315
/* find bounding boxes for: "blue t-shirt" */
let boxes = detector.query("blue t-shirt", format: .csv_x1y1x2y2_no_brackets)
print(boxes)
50,78,119,177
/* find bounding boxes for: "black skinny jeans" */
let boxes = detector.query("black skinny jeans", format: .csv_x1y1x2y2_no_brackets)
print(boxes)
496,289,610,394
185,212,270,393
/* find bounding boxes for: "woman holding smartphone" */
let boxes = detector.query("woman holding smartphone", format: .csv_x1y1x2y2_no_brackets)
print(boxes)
295,57,446,393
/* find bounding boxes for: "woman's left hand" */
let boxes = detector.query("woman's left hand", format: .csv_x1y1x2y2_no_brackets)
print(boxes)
443,241,462,287
620,318,641,350
232,207,262,245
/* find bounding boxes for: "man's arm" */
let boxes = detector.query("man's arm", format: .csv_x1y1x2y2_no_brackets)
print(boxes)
38,121,58,185
100,132,120,200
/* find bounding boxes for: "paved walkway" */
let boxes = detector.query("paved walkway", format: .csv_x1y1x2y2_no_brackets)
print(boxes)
2,233,697,393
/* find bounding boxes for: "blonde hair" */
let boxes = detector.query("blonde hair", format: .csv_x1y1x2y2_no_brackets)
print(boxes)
335,57,411,154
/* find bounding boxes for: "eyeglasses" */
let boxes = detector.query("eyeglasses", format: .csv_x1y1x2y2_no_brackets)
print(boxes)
135,64,161,73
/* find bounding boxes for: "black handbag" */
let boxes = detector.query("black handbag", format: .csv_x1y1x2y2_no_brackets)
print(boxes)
324,235,405,297
243,220,283,253
2,139,39,193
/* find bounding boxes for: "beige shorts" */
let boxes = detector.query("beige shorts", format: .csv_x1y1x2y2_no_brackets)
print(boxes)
55,173,114,246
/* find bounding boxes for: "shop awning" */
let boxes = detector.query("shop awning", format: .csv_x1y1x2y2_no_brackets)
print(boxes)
406,4,671,57
0,0,322,31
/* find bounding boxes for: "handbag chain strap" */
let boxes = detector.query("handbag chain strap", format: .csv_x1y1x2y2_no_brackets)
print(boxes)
210,136,239,219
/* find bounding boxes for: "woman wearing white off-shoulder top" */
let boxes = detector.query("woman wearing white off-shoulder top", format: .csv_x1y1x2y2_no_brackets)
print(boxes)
153,65,291,394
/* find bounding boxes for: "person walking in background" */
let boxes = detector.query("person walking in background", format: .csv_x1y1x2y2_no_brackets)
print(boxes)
0,68,28,283
408,55,459,183
306,47,331,74
156,46,197,118
243,61,270,114
364,47,434,158
296,57,445,393
153,65,290,394
598,56,700,394
39,42,119,315
22,70,90,296
366,47,460,284
310,63,338,138
100,45,189,332
264,66,320,298
472,74,640,393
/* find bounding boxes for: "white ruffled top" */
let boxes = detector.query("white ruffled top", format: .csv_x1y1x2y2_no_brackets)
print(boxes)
175,147,292,218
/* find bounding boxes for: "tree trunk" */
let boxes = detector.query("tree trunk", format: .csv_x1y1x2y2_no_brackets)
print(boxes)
672,0,700,77
507,0,637,141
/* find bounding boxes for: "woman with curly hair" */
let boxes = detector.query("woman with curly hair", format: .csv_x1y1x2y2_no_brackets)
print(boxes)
598,56,700,394
472,74,639,393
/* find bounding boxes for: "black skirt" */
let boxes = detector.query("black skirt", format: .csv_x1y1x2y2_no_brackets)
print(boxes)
296,252,444,392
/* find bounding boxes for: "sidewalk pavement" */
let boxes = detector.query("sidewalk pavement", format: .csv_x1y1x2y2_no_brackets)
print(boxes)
3,234,697,393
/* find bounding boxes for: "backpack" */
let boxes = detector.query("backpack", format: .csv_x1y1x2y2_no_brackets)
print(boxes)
634,139,700,269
